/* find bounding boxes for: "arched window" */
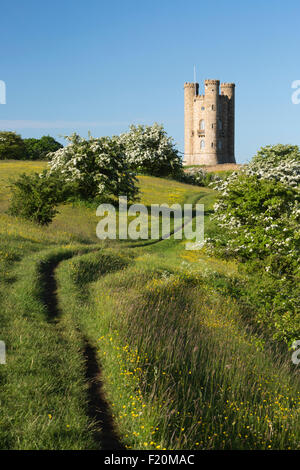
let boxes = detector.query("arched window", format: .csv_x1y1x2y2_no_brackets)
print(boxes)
200,119,205,130
218,119,222,130
218,140,222,150
200,140,205,150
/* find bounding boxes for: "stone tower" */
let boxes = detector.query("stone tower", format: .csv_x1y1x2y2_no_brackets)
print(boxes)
183,79,236,165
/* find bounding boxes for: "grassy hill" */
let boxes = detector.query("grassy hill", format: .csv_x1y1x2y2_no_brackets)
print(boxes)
0,161,299,450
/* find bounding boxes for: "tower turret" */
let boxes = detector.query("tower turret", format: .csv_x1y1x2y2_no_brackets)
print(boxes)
184,82,198,163
220,83,235,163
204,79,219,165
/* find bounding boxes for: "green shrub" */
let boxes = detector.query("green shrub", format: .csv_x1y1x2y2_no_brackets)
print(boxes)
207,144,300,343
210,175,299,269
9,171,69,225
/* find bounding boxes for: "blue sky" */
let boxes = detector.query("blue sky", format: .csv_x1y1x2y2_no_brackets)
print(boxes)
0,0,299,163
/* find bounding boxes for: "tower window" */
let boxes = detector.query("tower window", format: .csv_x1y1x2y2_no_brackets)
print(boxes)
200,140,205,149
218,119,222,130
200,119,205,130
212,105,214,110
218,141,222,150
211,142,214,148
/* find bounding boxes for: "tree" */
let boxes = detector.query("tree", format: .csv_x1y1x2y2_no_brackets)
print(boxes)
119,123,182,177
0,131,27,160
247,144,300,188
252,144,300,165
24,135,63,160
48,133,139,202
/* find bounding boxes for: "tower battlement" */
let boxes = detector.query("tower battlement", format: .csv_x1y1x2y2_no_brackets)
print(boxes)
184,78,236,166
221,82,235,87
204,79,220,85
184,82,197,87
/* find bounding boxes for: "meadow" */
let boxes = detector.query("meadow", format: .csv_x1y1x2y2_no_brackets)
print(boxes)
0,161,299,450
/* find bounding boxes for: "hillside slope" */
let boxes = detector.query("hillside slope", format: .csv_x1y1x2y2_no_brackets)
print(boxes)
0,161,299,450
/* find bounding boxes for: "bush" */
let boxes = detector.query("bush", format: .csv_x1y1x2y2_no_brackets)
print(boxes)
119,123,182,177
0,131,27,160
251,143,300,165
48,133,139,202
207,144,300,343
9,171,69,225
209,145,300,269
247,144,300,188
24,136,63,160
209,175,299,268
178,167,220,186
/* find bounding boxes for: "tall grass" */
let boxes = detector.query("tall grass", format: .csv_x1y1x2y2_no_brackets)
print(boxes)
56,250,300,450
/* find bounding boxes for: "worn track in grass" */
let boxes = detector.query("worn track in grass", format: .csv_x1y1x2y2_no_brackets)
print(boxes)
40,254,124,450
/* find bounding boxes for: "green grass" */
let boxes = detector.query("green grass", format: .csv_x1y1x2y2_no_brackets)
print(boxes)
0,245,97,449
0,161,299,450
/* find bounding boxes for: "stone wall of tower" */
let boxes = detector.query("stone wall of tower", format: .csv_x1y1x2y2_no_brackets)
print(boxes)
193,94,205,164
219,94,228,163
203,79,219,165
183,79,236,165
184,82,198,164
220,83,236,163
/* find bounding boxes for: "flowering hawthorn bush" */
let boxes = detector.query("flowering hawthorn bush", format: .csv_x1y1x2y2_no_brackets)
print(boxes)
181,167,220,186
206,144,300,342
48,133,139,202
119,123,182,177
246,144,300,188
209,175,299,268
